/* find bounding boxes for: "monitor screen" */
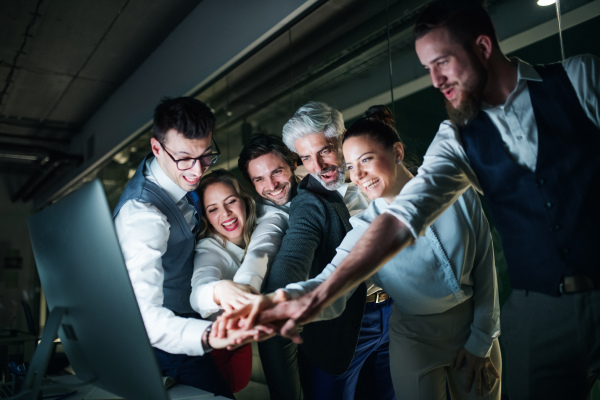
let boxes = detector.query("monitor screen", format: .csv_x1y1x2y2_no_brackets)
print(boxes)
27,178,169,400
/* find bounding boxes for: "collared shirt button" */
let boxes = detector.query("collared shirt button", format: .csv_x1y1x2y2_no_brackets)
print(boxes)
516,136,523,140
545,202,552,209
553,224,561,231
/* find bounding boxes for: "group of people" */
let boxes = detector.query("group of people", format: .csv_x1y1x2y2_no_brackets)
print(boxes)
112,1,599,400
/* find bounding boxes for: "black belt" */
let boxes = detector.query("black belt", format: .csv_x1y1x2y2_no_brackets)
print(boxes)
366,291,390,303
560,276,597,294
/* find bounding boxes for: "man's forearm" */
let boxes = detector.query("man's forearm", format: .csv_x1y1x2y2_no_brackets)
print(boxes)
255,213,414,335
309,213,414,312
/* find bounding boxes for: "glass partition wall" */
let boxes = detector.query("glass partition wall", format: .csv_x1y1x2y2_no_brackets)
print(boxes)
86,0,599,210
73,0,599,396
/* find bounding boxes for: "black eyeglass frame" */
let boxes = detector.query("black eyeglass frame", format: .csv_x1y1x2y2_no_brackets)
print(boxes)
159,138,221,171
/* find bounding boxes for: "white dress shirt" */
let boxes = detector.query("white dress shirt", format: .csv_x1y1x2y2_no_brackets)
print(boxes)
114,157,211,356
286,188,500,357
386,55,600,239
190,236,246,318
337,182,370,217
237,180,370,293
234,197,291,292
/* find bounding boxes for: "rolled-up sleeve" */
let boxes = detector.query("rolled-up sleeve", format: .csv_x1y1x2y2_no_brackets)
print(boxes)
386,121,480,238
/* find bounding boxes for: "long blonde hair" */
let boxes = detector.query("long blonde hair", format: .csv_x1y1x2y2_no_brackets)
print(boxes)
196,169,257,250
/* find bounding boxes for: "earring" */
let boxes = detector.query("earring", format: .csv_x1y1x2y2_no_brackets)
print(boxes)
397,159,402,165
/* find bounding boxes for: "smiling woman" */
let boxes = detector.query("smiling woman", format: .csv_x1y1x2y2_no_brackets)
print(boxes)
189,169,259,394
293,105,503,399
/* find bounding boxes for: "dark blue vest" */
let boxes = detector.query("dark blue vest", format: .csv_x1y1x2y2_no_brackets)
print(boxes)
460,63,600,296
113,154,197,313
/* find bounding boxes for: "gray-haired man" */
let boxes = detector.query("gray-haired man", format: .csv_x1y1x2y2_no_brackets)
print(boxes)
259,102,394,400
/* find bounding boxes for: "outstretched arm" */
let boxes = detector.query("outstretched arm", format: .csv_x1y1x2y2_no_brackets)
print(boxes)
115,201,212,356
205,319,274,351
258,213,414,335
234,212,289,292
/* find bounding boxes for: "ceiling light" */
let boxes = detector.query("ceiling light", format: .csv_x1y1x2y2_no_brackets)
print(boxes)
537,0,556,6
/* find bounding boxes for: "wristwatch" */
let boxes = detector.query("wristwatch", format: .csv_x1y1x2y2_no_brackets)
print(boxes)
202,323,214,353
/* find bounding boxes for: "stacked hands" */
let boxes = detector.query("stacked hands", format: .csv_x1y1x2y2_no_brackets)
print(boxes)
209,283,319,350
209,282,500,397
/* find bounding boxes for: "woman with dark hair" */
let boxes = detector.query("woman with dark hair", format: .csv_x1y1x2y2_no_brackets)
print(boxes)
190,168,259,394
283,106,501,399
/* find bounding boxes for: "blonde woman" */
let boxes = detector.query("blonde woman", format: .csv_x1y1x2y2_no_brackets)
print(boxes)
190,168,259,393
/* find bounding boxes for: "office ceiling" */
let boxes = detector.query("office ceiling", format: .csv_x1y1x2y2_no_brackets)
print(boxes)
0,0,201,199
1,0,598,204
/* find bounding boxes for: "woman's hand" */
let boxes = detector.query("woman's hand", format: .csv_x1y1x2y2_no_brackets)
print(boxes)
453,347,500,397
213,280,259,313
218,290,291,333
208,318,274,351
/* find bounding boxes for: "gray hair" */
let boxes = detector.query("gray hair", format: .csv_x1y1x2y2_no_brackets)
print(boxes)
282,101,345,153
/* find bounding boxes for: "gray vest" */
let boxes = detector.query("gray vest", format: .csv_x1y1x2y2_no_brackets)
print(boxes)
113,154,197,314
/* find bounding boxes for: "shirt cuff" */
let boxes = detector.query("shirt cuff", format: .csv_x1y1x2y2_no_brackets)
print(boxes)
180,318,213,356
233,273,263,292
384,208,420,238
464,332,495,358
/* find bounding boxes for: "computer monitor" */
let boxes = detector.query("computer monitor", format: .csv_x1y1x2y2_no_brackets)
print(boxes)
24,178,170,399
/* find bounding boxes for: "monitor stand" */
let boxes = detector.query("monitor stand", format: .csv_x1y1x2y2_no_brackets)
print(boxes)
11,307,215,400
13,306,71,399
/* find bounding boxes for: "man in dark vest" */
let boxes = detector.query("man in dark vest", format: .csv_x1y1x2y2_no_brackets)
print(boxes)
256,2,600,399
257,102,395,400
113,97,260,397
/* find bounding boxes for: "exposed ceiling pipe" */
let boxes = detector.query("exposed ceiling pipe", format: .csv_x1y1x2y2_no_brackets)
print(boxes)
10,150,83,202
0,145,51,164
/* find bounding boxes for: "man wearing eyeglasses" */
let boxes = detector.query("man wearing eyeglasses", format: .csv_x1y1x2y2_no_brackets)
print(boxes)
112,97,259,398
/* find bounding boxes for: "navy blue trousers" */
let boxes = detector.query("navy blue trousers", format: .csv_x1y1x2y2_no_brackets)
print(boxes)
307,298,396,400
153,348,234,398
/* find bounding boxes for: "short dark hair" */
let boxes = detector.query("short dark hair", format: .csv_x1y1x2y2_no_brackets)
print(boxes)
237,133,298,183
414,0,500,51
153,97,216,143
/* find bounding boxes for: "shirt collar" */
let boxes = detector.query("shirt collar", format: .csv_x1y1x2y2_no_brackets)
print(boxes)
481,58,541,111
514,57,542,83
336,182,349,199
149,156,188,203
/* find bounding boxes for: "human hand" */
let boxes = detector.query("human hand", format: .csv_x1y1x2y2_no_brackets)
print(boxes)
254,291,325,342
220,290,289,333
453,347,499,397
207,318,275,351
213,280,259,313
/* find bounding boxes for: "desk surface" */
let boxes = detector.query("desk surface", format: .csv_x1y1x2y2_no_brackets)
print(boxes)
46,374,231,399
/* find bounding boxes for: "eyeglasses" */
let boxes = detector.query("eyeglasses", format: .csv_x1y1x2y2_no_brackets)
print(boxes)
159,138,221,170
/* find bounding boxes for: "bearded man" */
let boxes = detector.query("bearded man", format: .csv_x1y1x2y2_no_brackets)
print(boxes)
256,2,600,399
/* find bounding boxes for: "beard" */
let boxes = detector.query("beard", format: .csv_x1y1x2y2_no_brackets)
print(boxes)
445,56,488,127
312,163,347,191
